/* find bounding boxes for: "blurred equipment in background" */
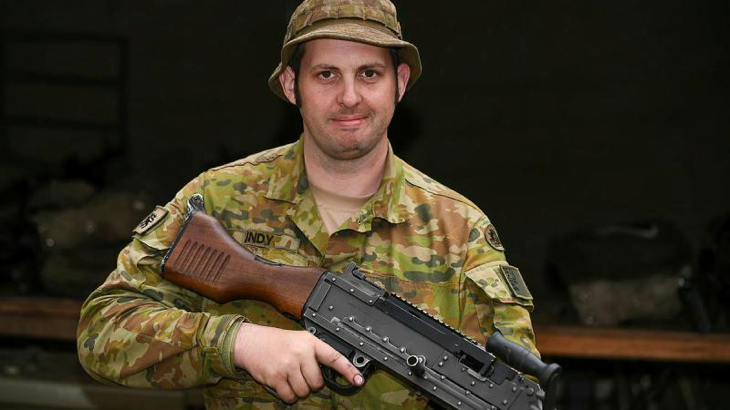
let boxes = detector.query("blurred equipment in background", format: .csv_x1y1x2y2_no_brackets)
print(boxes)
30,182,151,298
547,220,713,330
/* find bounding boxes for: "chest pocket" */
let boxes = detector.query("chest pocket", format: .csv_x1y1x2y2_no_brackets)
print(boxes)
256,246,314,267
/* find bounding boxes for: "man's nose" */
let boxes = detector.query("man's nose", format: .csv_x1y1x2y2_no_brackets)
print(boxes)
337,77,362,108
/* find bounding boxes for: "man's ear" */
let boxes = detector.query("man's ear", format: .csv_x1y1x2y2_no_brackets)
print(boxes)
279,66,297,105
396,63,411,103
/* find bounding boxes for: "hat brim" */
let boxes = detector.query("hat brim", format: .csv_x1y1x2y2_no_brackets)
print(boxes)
268,22,421,101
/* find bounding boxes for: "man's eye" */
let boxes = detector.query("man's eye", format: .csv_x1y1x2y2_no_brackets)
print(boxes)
318,71,334,80
361,70,379,79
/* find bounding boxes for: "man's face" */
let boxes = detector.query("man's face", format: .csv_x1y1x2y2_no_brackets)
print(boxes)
280,38,410,161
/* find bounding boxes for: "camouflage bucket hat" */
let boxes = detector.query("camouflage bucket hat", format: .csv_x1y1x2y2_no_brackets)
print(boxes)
268,0,422,101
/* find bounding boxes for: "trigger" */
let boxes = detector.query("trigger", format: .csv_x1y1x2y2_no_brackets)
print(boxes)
322,366,362,395
321,358,374,396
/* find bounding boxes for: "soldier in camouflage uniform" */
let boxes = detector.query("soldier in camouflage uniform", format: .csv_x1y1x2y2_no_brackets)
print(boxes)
77,0,539,408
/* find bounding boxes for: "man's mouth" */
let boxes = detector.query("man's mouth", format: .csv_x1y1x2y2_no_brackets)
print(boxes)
332,115,368,127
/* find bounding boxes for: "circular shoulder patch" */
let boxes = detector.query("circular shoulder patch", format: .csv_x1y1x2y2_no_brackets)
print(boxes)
485,224,505,251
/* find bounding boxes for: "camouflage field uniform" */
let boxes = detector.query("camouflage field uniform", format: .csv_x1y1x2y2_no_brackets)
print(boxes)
77,137,538,409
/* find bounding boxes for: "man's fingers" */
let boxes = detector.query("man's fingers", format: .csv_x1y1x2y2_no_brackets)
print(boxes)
273,381,297,404
288,370,311,399
301,358,325,391
313,340,364,386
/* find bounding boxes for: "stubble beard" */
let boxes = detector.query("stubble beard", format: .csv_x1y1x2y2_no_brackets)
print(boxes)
302,112,388,162
300,101,394,163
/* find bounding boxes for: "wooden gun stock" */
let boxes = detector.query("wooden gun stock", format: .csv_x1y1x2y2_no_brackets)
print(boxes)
160,195,326,319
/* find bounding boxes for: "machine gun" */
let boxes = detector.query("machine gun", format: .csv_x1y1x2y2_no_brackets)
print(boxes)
161,194,561,410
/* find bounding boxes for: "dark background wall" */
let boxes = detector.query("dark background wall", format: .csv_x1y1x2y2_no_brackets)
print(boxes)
2,0,729,324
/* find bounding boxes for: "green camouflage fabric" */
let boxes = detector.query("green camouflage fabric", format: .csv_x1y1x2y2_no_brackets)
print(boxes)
77,137,538,409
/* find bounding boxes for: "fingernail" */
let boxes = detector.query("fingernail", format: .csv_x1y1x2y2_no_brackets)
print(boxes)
354,374,364,386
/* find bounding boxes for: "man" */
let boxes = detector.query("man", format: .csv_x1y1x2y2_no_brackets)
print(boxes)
77,0,538,408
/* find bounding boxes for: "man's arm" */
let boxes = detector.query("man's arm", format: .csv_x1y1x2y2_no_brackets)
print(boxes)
459,216,539,356
77,176,362,402
76,178,248,387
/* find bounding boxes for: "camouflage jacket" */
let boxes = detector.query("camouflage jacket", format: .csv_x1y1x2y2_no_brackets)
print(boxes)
77,137,538,409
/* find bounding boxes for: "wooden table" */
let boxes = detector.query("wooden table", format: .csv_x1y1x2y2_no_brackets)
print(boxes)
0,297,82,341
2,297,729,364
535,325,730,364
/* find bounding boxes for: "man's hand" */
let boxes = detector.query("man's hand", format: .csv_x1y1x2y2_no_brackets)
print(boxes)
233,323,364,404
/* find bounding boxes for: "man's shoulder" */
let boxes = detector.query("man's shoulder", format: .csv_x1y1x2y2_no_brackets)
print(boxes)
398,156,483,217
190,142,299,197
209,142,296,172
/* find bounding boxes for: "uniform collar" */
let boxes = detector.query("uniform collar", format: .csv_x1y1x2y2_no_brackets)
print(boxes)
265,136,412,254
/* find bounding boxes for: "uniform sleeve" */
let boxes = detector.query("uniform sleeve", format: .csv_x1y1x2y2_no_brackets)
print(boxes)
458,216,540,357
76,174,248,388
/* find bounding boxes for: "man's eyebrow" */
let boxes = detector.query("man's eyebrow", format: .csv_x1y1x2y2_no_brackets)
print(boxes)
308,62,389,71
357,62,388,71
309,64,339,71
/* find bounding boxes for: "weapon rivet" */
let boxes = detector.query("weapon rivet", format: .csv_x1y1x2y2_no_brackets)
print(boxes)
408,371,413,376
503,400,508,405
465,390,470,395
492,406,497,410
366,326,372,332
424,375,428,380
400,347,406,353
457,402,462,406
312,313,317,317
359,342,364,346
441,375,445,380
348,316,354,321
438,362,444,367
368,300,373,304
489,383,494,388
461,367,466,372
471,381,475,386
329,306,334,310
335,327,340,332
383,337,389,342
383,357,388,361
433,387,437,391
350,288,355,293
443,356,448,361
512,386,517,392
332,278,336,282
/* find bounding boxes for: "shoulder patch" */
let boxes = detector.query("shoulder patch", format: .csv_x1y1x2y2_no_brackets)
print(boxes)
485,224,505,251
499,265,533,300
133,206,168,236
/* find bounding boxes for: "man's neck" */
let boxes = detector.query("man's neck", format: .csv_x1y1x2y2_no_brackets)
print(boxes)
303,136,389,198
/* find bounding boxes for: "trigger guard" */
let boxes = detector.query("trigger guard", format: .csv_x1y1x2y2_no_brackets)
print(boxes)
321,361,373,396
